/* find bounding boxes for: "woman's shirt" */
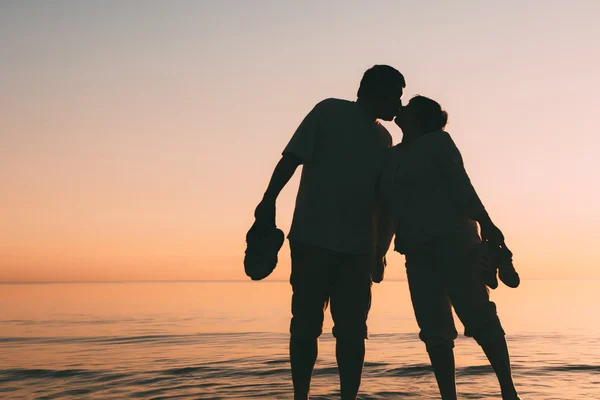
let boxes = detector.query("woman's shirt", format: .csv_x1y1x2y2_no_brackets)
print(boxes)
379,130,487,254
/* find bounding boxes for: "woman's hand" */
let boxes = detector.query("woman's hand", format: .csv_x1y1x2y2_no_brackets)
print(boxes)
480,220,505,247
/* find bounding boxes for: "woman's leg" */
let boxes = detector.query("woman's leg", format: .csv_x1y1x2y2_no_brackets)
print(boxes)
406,243,459,400
426,344,458,400
444,234,520,400
480,337,520,400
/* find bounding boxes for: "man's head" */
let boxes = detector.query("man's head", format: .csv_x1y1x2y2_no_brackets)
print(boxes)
357,65,405,121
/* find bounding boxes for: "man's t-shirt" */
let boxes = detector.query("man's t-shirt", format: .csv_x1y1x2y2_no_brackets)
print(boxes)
283,98,392,255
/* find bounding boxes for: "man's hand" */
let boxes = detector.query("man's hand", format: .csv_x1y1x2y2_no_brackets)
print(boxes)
371,247,387,283
251,153,301,236
253,197,276,235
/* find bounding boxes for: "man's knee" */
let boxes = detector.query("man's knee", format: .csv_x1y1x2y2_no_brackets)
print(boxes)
330,288,371,341
332,323,368,340
290,316,324,340
290,285,328,341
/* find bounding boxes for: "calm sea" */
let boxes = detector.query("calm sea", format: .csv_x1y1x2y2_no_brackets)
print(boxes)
1,281,599,399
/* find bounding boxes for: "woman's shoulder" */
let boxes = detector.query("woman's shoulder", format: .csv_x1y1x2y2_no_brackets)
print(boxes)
421,130,458,151
422,129,452,143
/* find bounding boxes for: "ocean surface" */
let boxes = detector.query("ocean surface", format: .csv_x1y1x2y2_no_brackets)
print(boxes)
1,280,599,399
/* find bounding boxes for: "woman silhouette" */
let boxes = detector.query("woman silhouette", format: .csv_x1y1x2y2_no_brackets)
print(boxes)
379,96,521,400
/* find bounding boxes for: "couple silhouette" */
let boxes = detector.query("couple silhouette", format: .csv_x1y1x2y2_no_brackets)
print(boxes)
248,65,521,400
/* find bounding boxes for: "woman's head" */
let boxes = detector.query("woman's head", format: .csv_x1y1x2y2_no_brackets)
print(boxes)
395,95,448,135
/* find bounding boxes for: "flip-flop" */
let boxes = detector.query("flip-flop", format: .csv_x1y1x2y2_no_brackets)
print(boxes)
244,221,285,281
480,241,520,289
496,243,520,288
479,241,499,289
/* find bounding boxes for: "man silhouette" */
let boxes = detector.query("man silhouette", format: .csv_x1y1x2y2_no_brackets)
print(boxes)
253,65,405,399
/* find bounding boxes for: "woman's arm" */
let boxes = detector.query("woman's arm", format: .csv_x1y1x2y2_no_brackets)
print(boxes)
433,132,504,244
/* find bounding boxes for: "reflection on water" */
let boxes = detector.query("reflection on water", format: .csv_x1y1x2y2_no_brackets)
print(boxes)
0,281,599,399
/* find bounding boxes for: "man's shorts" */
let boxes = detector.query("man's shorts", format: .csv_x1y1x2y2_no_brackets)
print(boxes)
289,240,373,340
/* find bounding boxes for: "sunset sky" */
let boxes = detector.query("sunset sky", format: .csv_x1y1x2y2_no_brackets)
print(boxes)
1,1,599,282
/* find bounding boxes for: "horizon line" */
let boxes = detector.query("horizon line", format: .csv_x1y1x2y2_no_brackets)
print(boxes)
1,278,599,285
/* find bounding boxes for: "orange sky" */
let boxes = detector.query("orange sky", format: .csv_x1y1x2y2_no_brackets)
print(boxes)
1,2,599,282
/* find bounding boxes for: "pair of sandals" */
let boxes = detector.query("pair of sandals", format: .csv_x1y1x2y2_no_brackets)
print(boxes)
244,222,521,289
479,241,520,289
244,222,285,281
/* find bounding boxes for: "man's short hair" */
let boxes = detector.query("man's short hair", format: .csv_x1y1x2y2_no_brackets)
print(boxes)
357,65,406,99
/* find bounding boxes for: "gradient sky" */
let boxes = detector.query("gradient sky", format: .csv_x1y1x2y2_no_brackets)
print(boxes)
1,1,599,282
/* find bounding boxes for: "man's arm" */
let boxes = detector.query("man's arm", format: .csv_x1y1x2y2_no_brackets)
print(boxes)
253,100,325,232
374,188,395,252
372,146,395,283
254,153,302,231
372,204,394,283
263,153,302,201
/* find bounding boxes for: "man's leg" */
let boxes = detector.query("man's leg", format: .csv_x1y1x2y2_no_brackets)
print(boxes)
335,337,365,400
330,253,372,400
290,336,318,400
289,241,333,399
